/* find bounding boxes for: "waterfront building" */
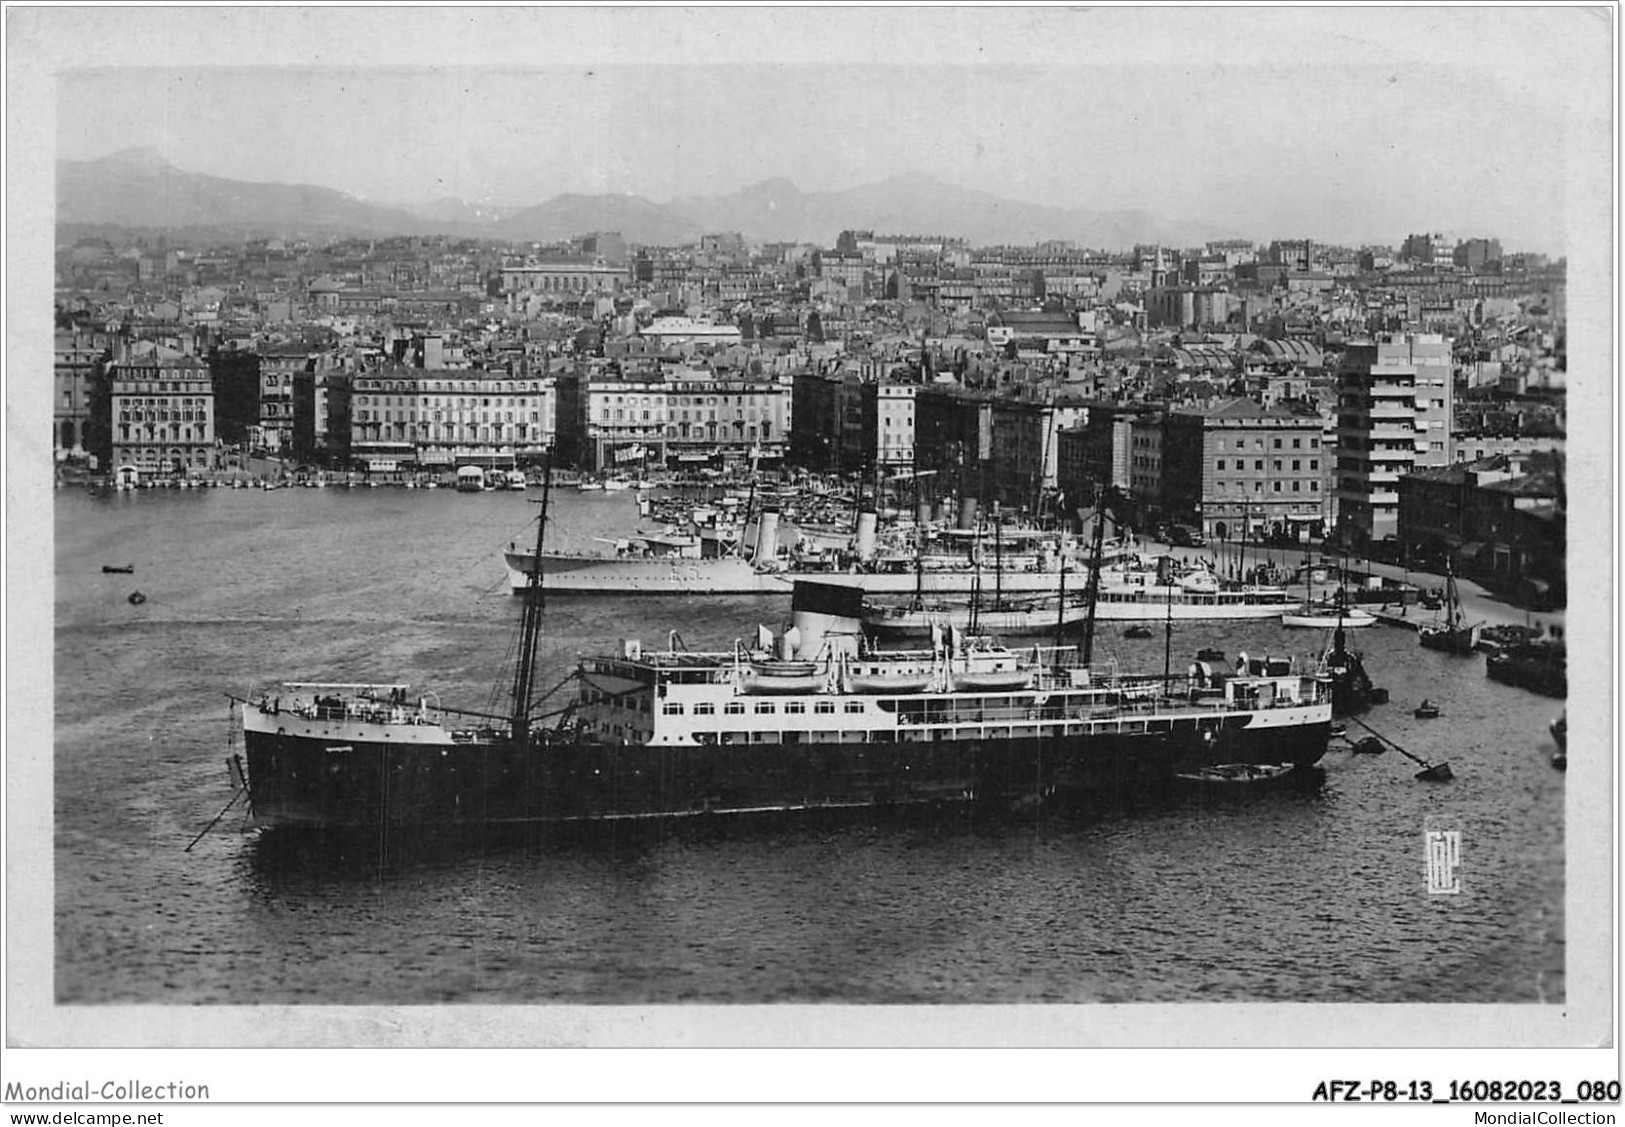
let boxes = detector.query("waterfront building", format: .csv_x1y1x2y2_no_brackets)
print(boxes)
55,333,103,462
1128,411,1166,523
985,395,1087,514
560,364,791,472
350,368,556,473
110,350,217,477
291,368,352,467
790,369,865,474
1398,451,1564,605
255,342,309,454
866,380,918,470
1163,399,1327,544
1333,333,1454,548
913,383,991,496
1055,402,1150,502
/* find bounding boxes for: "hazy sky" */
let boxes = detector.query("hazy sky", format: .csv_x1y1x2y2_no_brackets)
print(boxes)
34,7,1615,252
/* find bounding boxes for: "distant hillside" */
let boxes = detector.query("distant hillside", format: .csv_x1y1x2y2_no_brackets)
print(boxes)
669,172,1231,248
487,193,702,246
57,152,1230,248
57,148,433,238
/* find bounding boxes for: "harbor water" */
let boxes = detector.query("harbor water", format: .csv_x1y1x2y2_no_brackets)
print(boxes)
52,486,1565,1005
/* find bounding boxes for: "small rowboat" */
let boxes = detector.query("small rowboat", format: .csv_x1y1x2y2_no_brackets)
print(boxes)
1174,762,1297,785
845,672,934,695
102,564,135,574
1281,604,1378,629
951,669,1034,692
743,661,827,694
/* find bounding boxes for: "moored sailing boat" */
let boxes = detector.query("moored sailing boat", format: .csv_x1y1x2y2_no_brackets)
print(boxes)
1417,561,1483,655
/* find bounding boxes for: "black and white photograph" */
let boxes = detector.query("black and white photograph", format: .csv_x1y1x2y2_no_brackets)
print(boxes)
5,3,1617,1111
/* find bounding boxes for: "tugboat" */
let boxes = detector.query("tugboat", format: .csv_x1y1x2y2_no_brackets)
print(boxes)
1414,699,1441,719
1320,619,1376,717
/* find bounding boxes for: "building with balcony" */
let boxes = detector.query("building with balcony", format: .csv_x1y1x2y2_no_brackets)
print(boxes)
561,365,791,472
350,369,555,472
110,352,217,476
1333,333,1453,547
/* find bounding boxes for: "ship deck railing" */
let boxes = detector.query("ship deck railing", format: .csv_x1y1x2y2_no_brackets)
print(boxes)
891,684,1322,727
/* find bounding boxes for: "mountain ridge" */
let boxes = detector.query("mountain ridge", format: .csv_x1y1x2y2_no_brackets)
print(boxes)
57,151,1232,248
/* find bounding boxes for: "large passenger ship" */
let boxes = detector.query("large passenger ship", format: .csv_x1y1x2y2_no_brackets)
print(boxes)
502,507,1125,597
234,474,1333,831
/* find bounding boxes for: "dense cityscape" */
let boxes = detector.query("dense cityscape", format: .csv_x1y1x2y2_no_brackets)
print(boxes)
54,219,1567,610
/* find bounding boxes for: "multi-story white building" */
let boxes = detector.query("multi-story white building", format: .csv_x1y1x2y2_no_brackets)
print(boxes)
110,352,217,476
868,381,917,469
350,369,555,471
1334,333,1453,546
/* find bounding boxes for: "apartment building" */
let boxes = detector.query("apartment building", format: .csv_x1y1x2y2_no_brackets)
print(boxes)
1333,333,1454,546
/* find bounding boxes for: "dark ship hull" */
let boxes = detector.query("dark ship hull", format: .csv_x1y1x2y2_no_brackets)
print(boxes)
1486,645,1566,698
1322,647,1375,717
1418,625,1481,655
242,709,1330,830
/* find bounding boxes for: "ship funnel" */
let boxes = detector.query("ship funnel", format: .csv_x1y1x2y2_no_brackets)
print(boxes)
916,498,933,524
855,509,878,561
957,496,979,531
754,507,780,562
935,499,951,523
791,582,864,661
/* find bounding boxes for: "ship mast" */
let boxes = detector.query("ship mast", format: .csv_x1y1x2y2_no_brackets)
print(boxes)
1162,561,1174,693
1444,557,1460,630
1080,485,1109,666
1052,541,1069,649
510,450,554,746
993,514,1004,609
912,471,926,611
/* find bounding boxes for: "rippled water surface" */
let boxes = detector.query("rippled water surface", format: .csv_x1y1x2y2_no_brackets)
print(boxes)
53,486,1565,1005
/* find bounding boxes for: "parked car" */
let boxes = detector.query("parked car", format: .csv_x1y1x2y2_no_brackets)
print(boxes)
1168,524,1206,548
